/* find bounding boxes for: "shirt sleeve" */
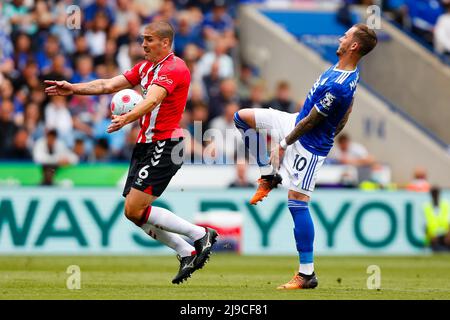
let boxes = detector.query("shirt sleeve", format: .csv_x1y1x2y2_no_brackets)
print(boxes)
314,84,343,117
123,61,146,87
152,62,185,95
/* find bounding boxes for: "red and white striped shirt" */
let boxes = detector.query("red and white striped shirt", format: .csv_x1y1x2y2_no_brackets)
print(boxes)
123,52,190,143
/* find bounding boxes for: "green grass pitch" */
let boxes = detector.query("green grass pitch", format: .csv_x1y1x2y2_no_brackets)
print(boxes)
1,254,450,299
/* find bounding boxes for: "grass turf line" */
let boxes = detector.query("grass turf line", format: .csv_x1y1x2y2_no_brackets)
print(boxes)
1,254,450,300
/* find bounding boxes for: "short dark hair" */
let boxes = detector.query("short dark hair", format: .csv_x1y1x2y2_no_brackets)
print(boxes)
352,23,378,56
146,21,175,45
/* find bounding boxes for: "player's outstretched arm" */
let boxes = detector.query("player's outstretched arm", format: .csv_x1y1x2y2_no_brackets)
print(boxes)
44,75,132,96
107,84,167,133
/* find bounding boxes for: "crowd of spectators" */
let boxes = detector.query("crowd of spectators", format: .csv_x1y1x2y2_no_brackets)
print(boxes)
242,0,450,58
3,0,446,169
1,0,435,189
0,0,308,167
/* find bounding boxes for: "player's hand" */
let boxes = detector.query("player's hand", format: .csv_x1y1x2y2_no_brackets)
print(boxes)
270,144,285,170
107,114,127,133
44,80,74,96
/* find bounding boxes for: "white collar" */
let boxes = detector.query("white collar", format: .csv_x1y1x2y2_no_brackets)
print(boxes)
150,52,174,71
333,64,358,73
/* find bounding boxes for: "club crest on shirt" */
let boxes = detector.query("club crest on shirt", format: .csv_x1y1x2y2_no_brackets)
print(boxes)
320,92,335,110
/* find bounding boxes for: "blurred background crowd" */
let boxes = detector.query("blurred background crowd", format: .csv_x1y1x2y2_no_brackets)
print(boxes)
0,0,448,191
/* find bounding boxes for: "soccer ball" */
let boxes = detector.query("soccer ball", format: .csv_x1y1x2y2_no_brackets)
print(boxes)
110,89,143,116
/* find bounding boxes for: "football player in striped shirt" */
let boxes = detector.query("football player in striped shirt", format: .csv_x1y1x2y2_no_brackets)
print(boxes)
45,21,218,285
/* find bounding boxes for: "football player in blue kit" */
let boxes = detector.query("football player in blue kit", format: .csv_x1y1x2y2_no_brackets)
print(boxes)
234,24,378,289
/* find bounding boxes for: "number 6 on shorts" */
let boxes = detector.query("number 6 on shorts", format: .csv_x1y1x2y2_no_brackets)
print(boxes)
138,165,150,179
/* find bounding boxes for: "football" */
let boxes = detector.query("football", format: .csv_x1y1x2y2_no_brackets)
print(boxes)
110,89,143,116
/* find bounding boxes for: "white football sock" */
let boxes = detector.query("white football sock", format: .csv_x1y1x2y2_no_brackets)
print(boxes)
141,224,195,258
145,206,206,241
299,263,314,275
260,164,276,176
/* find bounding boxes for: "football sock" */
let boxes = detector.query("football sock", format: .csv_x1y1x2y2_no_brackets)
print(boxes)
233,112,274,176
142,206,206,241
288,199,315,276
142,224,196,258
299,263,315,276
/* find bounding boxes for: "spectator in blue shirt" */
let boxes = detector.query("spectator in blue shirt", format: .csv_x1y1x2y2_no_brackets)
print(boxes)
382,0,407,25
34,34,61,74
83,0,116,30
71,55,97,84
69,54,99,112
174,12,205,56
407,0,444,43
12,33,32,72
202,1,236,49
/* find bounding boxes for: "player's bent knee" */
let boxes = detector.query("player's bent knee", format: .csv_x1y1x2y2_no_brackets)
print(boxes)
123,205,136,222
235,109,256,129
288,190,310,202
124,201,146,226
124,188,156,225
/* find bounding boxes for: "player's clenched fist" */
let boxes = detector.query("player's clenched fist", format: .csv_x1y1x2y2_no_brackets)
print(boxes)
44,80,74,96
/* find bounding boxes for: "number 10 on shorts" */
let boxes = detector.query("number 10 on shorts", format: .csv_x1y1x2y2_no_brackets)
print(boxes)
293,154,307,172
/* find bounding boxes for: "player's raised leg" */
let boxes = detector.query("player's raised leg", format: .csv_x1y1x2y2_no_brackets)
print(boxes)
277,190,318,289
234,109,282,204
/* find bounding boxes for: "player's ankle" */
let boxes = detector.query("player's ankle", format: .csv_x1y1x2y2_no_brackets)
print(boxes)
260,164,275,176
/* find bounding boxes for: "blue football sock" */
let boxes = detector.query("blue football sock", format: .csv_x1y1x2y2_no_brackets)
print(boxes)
288,200,315,268
233,112,272,173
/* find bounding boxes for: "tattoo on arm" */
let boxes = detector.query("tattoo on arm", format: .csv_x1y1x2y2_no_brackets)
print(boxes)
335,103,353,137
285,107,325,146
335,114,349,136
73,79,108,95
74,75,131,95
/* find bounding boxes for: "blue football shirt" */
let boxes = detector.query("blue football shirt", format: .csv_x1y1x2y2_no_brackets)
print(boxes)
295,64,360,156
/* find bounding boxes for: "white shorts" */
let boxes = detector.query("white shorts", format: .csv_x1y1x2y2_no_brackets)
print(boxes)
254,108,326,197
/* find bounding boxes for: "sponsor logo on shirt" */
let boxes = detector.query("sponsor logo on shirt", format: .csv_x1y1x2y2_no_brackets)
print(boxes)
157,75,173,85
